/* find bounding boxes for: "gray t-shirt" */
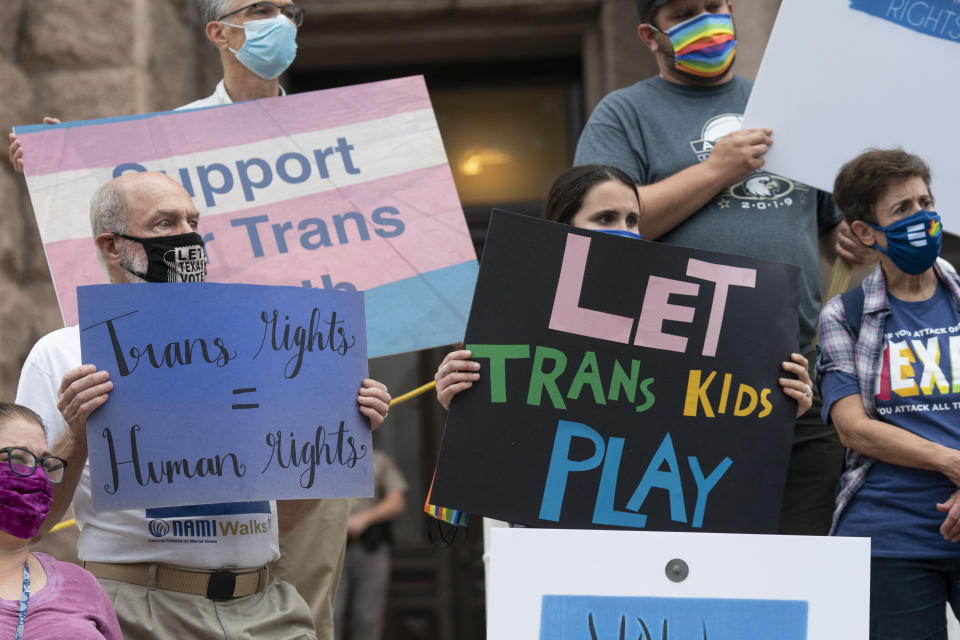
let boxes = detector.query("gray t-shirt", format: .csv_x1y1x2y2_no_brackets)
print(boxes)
575,74,841,355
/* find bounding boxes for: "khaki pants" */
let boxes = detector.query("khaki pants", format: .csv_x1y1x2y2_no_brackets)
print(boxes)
97,576,316,640
271,499,350,640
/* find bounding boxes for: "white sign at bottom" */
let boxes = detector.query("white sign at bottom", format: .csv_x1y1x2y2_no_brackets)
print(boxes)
488,529,869,639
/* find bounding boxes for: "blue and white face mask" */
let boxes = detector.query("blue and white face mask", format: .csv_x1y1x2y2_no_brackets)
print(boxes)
869,209,942,275
223,14,298,80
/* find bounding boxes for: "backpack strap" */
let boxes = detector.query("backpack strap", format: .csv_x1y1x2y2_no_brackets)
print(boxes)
840,285,866,341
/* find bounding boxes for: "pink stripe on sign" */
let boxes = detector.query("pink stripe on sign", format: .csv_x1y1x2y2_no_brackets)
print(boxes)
43,239,108,327
203,165,474,284
22,76,434,177
44,165,475,327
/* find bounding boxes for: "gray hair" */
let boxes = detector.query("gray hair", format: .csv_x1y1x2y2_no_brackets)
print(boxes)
90,179,128,237
195,0,236,27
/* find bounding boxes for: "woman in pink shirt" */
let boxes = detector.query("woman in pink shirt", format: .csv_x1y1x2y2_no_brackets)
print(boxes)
0,402,121,639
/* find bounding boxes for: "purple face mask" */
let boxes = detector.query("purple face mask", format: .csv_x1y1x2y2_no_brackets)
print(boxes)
0,465,53,539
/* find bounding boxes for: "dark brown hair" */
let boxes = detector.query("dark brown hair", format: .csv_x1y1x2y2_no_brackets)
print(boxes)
635,0,664,25
833,149,932,225
0,402,45,435
543,165,640,225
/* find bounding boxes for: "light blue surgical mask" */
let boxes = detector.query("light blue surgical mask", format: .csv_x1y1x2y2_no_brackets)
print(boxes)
223,14,297,80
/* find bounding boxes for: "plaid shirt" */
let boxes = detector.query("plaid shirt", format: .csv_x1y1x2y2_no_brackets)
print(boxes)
816,258,960,534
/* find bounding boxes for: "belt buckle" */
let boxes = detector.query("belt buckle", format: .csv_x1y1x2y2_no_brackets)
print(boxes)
206,571,237,600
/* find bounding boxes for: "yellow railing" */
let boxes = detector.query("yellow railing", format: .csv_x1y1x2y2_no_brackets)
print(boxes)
388,380,436,407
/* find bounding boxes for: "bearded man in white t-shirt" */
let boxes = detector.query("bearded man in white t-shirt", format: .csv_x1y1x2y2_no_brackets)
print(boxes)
16,171,392,640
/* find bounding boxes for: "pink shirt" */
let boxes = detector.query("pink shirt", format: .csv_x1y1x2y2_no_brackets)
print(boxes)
0,553,121,639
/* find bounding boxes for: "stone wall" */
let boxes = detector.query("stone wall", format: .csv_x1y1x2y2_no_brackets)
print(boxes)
0,0,216,401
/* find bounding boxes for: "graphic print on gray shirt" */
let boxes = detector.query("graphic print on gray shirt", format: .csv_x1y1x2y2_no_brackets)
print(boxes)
574,74,842,354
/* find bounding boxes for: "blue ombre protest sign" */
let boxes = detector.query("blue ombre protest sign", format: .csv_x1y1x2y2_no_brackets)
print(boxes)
78,282,371,511
539,595,808,640
850,0,960,43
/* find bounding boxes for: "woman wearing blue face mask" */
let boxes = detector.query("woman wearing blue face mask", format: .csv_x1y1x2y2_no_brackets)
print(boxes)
435,164,814,414
817,149,960,639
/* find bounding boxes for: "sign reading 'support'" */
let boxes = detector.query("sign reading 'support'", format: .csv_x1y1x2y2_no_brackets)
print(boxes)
18,76,477,358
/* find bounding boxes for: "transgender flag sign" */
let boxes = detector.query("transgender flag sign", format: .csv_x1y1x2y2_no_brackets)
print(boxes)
16,75,478,358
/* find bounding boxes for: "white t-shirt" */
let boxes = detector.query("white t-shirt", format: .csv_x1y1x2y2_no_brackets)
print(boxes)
177,79,286,111
177,80,233,110
16,326,281,569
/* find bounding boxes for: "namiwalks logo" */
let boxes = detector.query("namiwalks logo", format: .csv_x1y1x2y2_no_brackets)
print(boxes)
148,516,272,543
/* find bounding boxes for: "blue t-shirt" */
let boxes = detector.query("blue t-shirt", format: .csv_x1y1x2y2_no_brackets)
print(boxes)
822,283,960,557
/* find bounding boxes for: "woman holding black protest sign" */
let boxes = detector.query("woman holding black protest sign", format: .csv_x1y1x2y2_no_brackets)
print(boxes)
817,149,960,639
435,164,814,416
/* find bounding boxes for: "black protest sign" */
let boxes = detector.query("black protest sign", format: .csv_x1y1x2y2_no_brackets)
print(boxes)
429,211,801,533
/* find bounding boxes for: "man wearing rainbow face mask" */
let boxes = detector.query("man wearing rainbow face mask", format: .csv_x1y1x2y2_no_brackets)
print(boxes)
574,0,874,535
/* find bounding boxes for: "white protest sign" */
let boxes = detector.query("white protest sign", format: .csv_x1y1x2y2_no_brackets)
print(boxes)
742,0,960,226
488,528,869,639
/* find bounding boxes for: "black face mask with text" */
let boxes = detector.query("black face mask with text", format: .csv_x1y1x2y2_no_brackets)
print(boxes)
116,232,207,283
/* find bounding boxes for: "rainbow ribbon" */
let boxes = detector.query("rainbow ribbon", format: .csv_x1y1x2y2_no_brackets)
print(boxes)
423,469,469,527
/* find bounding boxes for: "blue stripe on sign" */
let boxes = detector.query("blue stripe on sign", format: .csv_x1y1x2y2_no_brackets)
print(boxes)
13,104,230,135
145,501,272,518
366,260,479,358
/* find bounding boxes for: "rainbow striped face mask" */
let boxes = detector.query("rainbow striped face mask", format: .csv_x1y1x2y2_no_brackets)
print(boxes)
653,12,736,78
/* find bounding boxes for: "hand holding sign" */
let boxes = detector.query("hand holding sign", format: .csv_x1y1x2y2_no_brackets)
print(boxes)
8,116,59,173
435,349,481,410
357,379,390,431
703,127,774,187
16,77,478,358
56,364,113,444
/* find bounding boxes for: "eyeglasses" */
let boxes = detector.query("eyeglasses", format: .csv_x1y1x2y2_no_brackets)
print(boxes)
0,447,67,484
218,2,305,28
